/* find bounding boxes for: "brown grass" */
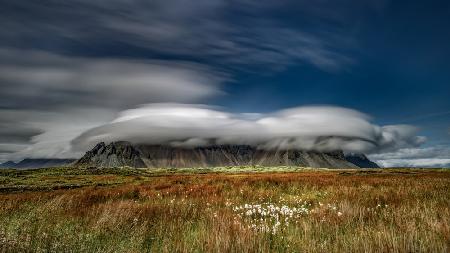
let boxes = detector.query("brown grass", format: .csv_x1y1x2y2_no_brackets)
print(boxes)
1,169,449,252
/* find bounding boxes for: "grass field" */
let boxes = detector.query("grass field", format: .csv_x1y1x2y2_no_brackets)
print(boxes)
1,167,449,252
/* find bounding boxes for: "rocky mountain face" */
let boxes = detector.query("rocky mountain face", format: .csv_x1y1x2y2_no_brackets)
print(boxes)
75,141,379,169
0,159,76,169
75,141,146,168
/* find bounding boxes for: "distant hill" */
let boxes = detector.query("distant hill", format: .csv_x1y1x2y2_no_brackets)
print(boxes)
0,161,18,168
75,141,379,169
0,159,76,169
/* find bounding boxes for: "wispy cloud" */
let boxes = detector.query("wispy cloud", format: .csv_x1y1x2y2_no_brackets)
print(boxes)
0,0,376,71
0,49,224,110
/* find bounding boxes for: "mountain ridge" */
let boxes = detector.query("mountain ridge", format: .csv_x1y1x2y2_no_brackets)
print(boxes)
75,141,379,169
0,158,76,169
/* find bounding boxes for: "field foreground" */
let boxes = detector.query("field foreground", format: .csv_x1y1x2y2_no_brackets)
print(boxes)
1,167,449,252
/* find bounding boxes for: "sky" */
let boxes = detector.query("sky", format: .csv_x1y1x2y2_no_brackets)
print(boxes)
1,0,449,167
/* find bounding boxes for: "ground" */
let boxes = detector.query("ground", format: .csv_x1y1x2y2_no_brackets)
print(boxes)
0,167,449,252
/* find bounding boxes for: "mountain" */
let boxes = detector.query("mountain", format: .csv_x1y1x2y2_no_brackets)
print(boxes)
75,141,145,168
0,159,76,169
75,141,379,169
344,154,379,168
0,161,18,168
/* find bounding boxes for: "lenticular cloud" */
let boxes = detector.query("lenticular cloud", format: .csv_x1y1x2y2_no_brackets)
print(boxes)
71,103,425,153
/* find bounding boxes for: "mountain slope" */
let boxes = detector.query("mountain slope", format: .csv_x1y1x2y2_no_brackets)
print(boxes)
75,141,379,168
75,142,146,168
344,154,379,168
136,144,358,168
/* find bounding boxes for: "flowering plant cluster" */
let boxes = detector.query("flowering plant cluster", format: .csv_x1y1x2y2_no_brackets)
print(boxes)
232,202,311,234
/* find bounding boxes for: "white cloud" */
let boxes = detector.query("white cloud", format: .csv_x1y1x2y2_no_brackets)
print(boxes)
0,108,117,161
369,146,450,168
376,159,450,168
71,103,425,154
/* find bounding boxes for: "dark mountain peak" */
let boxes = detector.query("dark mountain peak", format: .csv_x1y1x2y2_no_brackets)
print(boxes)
75,141,145,168
91,142,106,153
106,141,140,159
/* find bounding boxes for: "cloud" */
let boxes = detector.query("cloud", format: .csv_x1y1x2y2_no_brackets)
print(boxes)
0,121,43,144
0,49,224,162
0,144,27,153
0,108,118,161
71,103,425,154
369,146,450,167
0,0,379,71
375,159,450,168
0,48,224,110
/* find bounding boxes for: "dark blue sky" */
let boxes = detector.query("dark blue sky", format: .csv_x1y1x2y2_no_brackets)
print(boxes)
0,0,449,166
219,1,450,138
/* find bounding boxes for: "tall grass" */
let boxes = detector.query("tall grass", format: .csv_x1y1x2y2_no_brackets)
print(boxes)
1,170,449,252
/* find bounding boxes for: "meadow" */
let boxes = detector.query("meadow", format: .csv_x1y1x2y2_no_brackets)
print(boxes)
0,167,449,252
